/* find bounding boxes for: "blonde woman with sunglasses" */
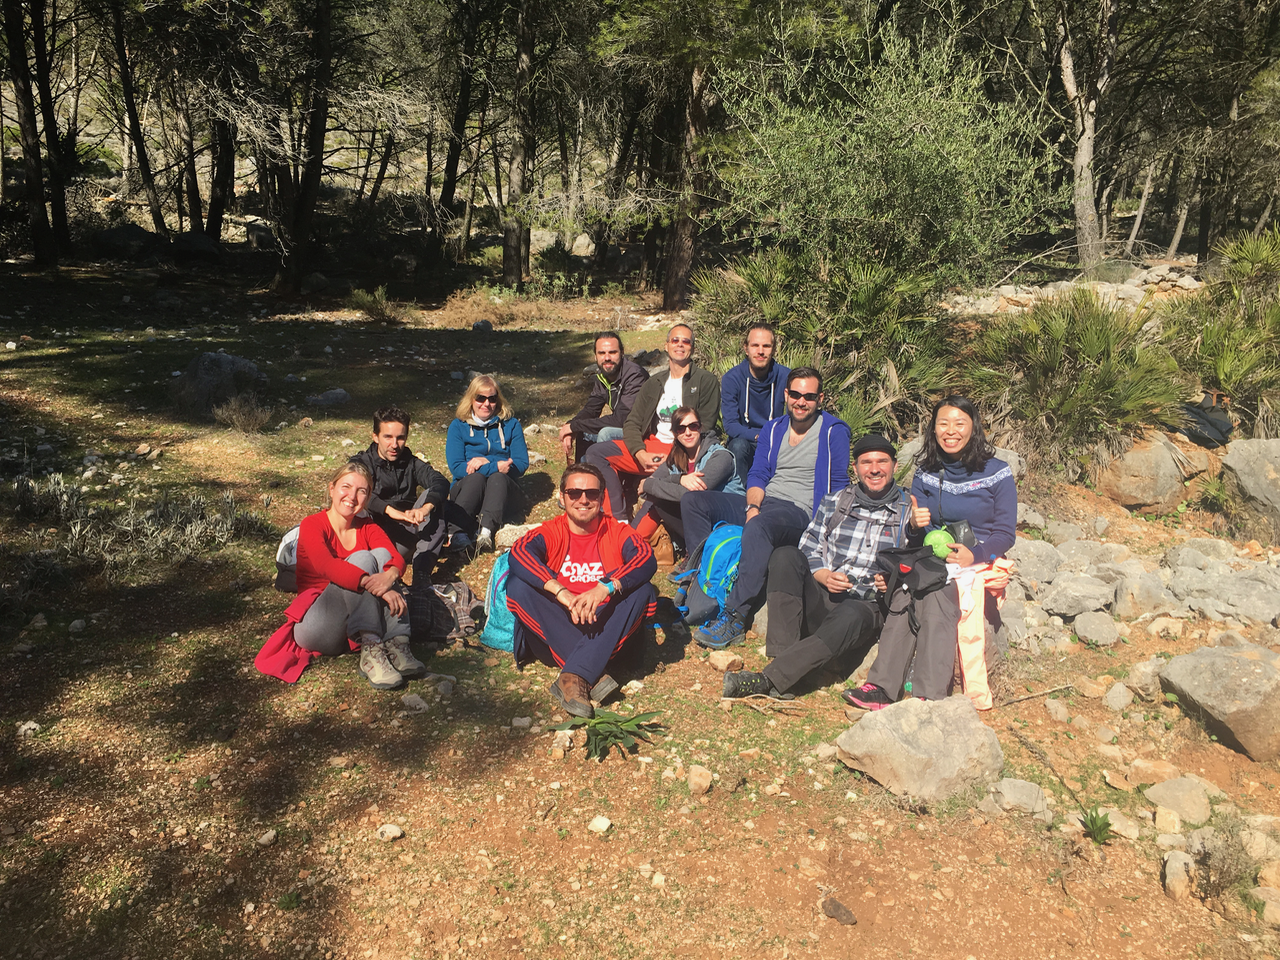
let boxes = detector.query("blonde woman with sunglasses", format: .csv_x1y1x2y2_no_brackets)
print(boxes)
444,374,529,553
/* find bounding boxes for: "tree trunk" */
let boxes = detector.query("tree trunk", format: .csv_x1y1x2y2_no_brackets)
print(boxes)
1054,3,1113,270
591,100,641,270
205,118,236,239
501,0,533,290
181,100,204,233
366,133,395,208
1124,162,1155,256
110,0,167,236
1167,199,1191,259
1162,153,1182,226
1254,196,1274,237
662,63,710,311
439,10,479,212
30,0,70,249
1059,36,1103,268
278,0,332,292
1196,172,1214,268
2,0,57,263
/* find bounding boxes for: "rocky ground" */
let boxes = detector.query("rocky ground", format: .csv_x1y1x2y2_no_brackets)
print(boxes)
1,263,1278,960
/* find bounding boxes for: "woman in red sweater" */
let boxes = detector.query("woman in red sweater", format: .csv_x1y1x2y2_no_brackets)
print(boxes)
293,462,424,690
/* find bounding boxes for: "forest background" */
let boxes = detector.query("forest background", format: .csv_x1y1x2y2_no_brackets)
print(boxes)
4,0,1280,468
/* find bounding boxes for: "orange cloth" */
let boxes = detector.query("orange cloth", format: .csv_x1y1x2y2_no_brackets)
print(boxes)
954,558,1013,711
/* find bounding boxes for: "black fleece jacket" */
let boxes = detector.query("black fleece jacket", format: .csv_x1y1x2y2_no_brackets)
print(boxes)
350,443,449,516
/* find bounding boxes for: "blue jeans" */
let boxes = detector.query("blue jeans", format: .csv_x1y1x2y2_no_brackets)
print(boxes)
682,491,811,618
725,435,757,488
582,426,624,444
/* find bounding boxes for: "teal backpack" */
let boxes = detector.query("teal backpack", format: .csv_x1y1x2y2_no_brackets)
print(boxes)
674,522,743,625
480,552,516,652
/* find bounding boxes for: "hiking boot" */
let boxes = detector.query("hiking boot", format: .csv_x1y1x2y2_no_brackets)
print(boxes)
590,674,619,704
446,532,474,554
359,641,405,690
841,682,893,711
723,670,786,699
550,672,594,718
384,636,427,680
695,611,748,650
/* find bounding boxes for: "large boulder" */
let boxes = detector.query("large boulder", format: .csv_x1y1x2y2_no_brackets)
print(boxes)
1007,538,1063,587
91,223,164,260
170,230,222,263
1040,574,1114,617
1113,573,1178,619
170,352,265,417
1223,439,1280,541
1095,436,1186,514
1161,643,1280,761
1166,568,1280,624
835,696,1004,803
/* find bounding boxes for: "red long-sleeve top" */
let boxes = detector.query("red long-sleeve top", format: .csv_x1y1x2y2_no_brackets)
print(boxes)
294,510,403,593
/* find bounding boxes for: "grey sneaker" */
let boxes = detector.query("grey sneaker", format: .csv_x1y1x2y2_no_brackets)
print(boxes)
359,641,405,690
385,636,427,680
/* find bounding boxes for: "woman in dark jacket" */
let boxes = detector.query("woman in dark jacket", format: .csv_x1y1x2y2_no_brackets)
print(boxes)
633,406,745,552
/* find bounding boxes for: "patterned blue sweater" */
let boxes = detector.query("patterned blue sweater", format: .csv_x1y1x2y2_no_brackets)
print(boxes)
910,456,1017,563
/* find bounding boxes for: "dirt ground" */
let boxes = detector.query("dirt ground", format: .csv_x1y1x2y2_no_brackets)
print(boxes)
1,260,1277,960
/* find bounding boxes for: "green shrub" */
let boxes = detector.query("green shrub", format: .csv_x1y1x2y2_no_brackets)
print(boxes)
710,32,1060,283
1159,232,1280,438
692,250,952,436
967,289,1188,468
347,285,404,324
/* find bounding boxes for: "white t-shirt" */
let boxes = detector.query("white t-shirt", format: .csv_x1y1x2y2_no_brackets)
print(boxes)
653,375,684,444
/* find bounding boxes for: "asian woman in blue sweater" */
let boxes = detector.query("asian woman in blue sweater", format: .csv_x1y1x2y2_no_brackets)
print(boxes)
845,396,1017,708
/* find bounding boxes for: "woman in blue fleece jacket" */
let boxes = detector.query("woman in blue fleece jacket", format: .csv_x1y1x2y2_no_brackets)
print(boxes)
445,375,529,553
845,395,1017,709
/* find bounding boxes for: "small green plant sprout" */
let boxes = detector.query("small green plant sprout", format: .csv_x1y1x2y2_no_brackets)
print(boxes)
551,710,665,761
276,891,302,911
1081,806,1116,845
1164,692,1180,703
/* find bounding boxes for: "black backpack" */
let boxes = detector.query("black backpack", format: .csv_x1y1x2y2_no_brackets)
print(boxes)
874,545,950,634
1179,390,1233,449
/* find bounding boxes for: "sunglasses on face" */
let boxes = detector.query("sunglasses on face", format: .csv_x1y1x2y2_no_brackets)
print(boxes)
475,394,498,404
787,389,820,402
563,487,602,502
668,337,692,346
677,421,701,433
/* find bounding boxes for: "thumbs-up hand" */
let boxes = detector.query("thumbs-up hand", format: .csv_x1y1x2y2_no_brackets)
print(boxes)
909,495,931,530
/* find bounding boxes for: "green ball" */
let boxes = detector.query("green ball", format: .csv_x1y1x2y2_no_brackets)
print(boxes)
923,528,955,559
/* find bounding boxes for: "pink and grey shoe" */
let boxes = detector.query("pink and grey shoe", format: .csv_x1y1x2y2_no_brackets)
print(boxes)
841,683,893,711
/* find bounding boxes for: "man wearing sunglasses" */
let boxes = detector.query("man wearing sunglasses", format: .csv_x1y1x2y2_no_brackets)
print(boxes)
584,323,721,521
507,463,658,718
684,367,851,649
721,323,789,487
558,331,650,464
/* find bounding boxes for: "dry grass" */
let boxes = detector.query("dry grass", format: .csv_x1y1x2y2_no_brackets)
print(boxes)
213,392,273,433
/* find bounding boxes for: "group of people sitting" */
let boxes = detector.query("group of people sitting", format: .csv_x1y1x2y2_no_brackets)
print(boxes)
259,321,1017,721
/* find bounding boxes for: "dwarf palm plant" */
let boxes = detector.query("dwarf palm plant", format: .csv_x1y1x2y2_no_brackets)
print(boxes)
968,289,1188,467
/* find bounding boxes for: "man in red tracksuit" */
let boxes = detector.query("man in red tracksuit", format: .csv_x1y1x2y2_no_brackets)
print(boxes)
506,463,657,718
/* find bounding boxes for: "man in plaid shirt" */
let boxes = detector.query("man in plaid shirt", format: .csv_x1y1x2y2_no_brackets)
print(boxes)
722,435,911,699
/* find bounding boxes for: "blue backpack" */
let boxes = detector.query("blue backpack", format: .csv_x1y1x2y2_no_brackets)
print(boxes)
674,523,743,625
480,552,515,652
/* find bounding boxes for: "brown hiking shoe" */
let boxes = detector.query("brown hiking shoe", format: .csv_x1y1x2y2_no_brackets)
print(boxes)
550,672,594,718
